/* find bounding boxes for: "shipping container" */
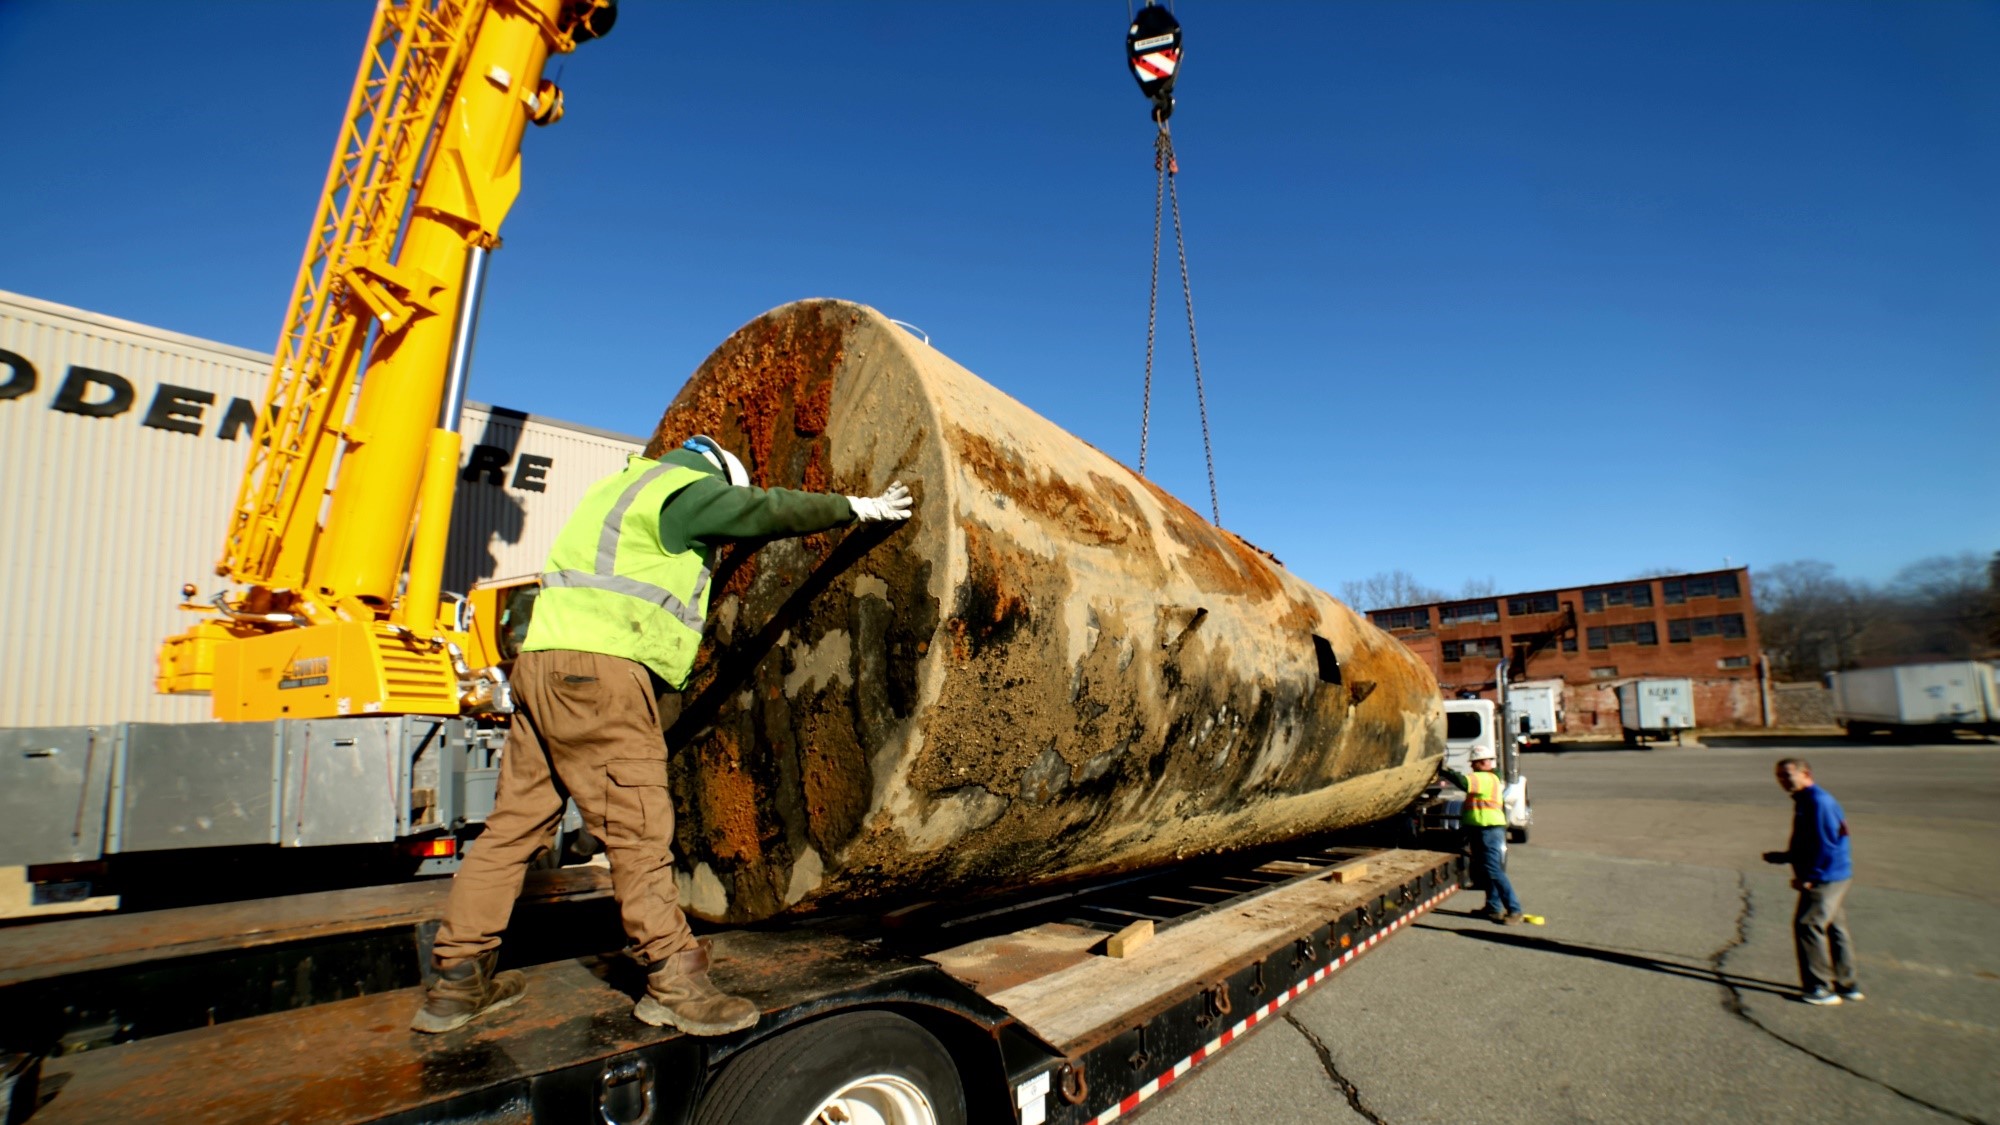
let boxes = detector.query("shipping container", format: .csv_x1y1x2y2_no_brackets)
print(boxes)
1831,662,1999,737
0,290,642,727
1616,678,1695,744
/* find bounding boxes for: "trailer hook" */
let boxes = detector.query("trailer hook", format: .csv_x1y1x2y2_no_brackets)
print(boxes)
1127,1025,1151,1072
595,1055,655,1125
1209,981,1233,1016
1058,1062,1089,1105
1294,936,1318,967
1247,959,1267,996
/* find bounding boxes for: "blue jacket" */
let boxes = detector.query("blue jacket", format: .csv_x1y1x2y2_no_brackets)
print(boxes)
1787,785,1852,884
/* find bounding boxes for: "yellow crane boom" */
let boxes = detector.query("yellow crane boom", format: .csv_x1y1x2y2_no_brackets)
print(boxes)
158,0,613,721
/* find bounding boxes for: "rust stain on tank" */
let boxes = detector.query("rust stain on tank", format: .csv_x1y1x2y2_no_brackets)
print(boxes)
695,731,762,865
946,425,1143,550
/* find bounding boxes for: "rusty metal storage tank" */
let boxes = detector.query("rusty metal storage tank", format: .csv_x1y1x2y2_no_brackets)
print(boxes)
647,299,1444,924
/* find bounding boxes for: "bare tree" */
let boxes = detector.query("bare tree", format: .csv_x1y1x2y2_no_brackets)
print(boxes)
1630,566,1686,579
1458,577,1498,598
1757,560,1873,680
1866,552,1995,663
1340,570,1447,610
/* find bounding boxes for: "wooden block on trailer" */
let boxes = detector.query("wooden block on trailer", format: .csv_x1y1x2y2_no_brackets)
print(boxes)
1104,919,1154,959
1326,862,1371,884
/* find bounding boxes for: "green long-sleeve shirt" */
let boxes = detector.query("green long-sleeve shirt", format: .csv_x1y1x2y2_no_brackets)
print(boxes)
654,448,855,553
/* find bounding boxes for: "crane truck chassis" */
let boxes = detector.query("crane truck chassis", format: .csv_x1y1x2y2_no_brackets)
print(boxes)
2,843,1462,1124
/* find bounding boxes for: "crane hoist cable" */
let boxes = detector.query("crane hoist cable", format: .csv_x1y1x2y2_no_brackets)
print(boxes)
1127,2,1220,525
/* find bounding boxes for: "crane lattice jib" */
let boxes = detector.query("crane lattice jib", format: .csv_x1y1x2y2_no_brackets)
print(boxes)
221,0,486,587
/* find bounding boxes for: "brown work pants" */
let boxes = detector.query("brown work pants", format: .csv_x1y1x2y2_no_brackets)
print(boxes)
433,649,695,966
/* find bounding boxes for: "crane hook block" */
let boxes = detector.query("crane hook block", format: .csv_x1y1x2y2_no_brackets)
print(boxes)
1127,4,1182,121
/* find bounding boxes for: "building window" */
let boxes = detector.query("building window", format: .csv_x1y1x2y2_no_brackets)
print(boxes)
1594,623,1659,648
1369,607,1429,632
1718,656,1751,669
1561,635,1577,652
1664,574,1743,604
1506,593,1559,616
1669,613,1747,642
1590,666,1618,679
1439,600,1500,626
1582,584,1653,613
1441,636,1503,662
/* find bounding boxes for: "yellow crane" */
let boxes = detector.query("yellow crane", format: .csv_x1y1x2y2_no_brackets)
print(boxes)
157,0,615,722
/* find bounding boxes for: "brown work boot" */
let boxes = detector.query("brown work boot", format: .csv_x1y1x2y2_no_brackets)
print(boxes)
633,939,758,1035
1502,911,1526,925
410,950,527,1034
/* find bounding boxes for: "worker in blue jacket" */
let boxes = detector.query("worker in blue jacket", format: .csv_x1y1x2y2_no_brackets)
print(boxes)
1762,757,1862,1006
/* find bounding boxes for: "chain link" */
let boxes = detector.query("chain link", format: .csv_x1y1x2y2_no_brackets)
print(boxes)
1139,121,1220,524
1140,128,1168,476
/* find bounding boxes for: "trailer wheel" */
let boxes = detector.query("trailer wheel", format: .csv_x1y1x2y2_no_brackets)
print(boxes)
694,1011,966,1125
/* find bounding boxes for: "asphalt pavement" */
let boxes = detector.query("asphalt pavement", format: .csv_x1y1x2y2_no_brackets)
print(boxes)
1135,740,2000,1124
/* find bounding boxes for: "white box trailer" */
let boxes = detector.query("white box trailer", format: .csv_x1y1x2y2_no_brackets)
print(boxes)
1617,678,1695,744
1831,662,1999,738
1503,681,1563,745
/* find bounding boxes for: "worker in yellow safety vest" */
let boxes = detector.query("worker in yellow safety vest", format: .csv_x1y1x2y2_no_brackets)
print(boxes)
1440,752,1525,924
411,435,913,1036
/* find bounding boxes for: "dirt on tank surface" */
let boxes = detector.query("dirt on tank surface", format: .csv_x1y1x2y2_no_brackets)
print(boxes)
640,299,1443,924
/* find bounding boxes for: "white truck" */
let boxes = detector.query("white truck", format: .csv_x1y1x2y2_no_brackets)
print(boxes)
1407,699,1533,843
1503,681,1563,746
1831,661,2000,740
1617,678,1695,745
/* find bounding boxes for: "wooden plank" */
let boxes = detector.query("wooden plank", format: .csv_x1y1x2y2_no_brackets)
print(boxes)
1104,919,1154,959
0,866,612,987
927,922,1102,995
1327,862,1372,884
987,850,1445,1050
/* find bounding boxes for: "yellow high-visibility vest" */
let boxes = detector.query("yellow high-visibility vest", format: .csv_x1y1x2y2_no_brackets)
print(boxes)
1463,770,1507,828
521,455,714,688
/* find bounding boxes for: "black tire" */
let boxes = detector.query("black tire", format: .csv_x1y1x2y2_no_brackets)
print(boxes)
694,1011,967,1125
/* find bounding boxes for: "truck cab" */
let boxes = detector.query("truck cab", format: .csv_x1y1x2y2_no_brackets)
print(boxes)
1408,699,1533,843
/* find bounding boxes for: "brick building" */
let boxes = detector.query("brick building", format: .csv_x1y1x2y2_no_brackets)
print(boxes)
1367,567,1766,733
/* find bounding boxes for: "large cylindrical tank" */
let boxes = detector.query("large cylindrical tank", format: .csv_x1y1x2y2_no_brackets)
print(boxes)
648,300,1443,923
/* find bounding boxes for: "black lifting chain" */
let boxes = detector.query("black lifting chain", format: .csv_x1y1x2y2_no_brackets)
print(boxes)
1136,105,1220,526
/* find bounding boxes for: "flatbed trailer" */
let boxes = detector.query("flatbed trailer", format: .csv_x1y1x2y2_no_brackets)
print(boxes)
3,845,1462,1125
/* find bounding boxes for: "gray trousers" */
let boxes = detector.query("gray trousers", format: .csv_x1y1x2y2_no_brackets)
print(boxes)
1793,878,1857,992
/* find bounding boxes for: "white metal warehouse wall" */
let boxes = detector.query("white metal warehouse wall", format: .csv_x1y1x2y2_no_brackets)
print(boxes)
0,290,642,726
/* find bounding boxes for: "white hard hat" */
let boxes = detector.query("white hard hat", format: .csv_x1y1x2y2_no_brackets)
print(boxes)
682,435,749,487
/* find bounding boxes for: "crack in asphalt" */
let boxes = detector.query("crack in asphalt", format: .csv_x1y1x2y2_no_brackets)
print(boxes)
1711,872,1987,1125
1283,1013,1388,1125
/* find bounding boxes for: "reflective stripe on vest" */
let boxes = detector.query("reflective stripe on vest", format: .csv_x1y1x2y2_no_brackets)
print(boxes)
1463,770,1507,828
521,455,715,687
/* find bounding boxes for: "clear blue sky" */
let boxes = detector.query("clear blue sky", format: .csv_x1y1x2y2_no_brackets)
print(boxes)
3,1,1994,597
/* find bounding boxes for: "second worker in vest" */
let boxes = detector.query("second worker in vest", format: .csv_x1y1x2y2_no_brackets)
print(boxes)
411,435,914,1036
1441,752,1526,924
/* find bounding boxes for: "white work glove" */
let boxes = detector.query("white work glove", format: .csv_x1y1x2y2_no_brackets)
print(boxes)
847,481,913,522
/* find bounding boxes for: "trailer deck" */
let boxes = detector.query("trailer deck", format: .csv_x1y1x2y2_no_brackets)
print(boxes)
7,846,1462,1125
